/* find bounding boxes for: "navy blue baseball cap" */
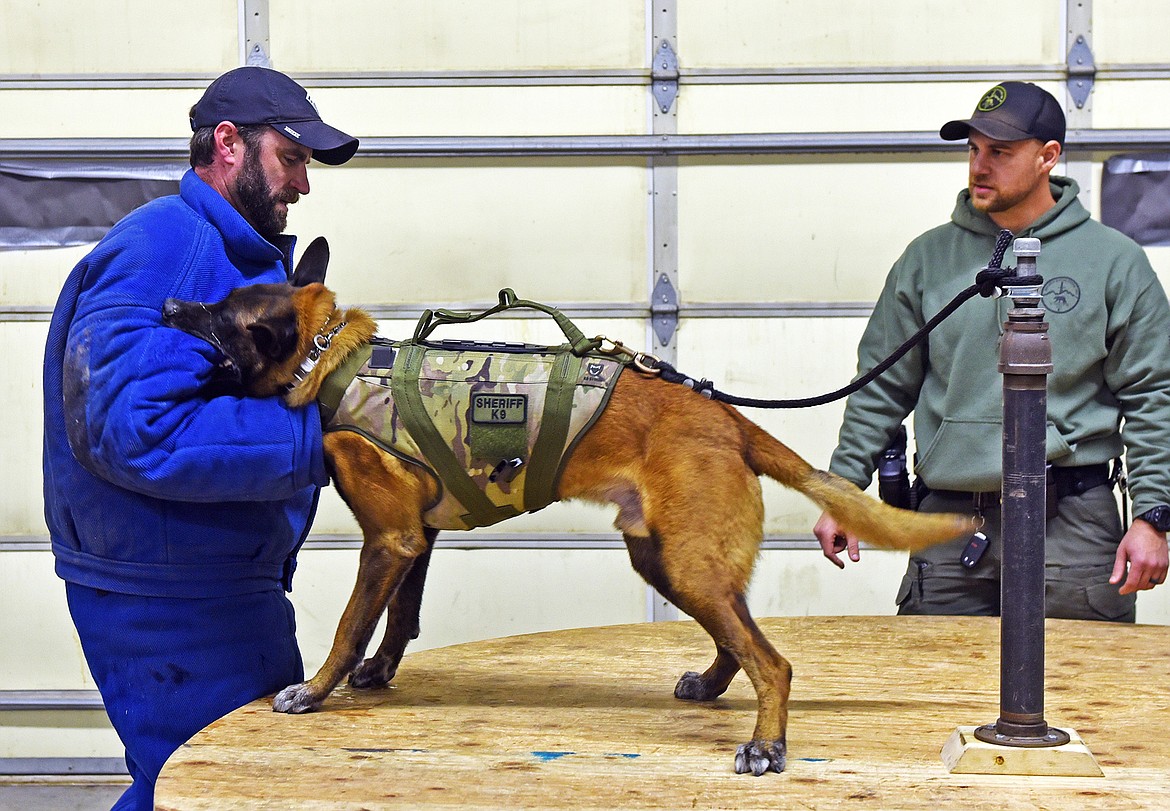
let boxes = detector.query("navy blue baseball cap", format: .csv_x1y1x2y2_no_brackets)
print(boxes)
190,67,359,165
940,82,1065,147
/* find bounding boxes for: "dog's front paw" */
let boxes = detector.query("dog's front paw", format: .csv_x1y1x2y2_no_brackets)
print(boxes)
272,682,322,714
734,739,787,775
349,657,397,690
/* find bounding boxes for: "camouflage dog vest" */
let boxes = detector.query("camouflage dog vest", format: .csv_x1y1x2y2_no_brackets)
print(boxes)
322,337,623,530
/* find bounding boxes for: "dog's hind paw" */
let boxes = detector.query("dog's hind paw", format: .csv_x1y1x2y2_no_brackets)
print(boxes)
272,683,321,714
674,670,721,701
734,740,786,776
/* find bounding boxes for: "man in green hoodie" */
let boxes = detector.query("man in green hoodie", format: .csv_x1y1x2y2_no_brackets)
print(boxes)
812,82,1170,622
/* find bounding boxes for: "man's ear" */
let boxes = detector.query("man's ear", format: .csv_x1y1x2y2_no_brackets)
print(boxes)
247,317,299,361
1040,139,1062,172
291,236,329,287
214,121,245,167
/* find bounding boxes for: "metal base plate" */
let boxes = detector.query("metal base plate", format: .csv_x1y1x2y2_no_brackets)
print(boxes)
973,723,1071,748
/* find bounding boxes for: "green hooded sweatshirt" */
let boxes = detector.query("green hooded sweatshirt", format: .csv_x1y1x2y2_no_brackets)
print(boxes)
830,176,1170,515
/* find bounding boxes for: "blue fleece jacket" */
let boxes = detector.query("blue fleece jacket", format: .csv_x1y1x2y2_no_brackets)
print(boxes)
43,169,329,598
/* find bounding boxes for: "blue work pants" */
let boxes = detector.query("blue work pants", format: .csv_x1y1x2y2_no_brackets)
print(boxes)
65,582,303,810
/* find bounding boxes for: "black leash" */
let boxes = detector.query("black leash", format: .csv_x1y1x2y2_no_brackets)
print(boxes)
646,230,1042,409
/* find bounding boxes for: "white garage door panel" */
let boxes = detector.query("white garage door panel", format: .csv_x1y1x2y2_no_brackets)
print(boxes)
1088,79,1170,130
677,158,965,304
272,0,645,72
678,0,1061,68
1147,247,1170,289
293,162,649,305
1094,0,1170,64
0,323,51,536
0,0,237,75
325,85,646,137
0,248,83,305
0,88,200,138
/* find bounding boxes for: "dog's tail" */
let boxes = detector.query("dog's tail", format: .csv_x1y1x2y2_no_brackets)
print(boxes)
740,418,974,551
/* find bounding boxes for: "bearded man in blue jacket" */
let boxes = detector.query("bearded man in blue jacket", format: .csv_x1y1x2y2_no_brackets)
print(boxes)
42,66,359,810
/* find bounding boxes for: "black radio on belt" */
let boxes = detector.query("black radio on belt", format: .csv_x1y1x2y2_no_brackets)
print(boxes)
877,425,912,510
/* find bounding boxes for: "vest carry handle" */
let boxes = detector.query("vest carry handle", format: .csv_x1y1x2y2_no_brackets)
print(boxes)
412,288,599,356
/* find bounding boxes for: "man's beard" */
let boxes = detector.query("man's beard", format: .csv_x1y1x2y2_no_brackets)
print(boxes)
969,183,1023,215
235,148,295,242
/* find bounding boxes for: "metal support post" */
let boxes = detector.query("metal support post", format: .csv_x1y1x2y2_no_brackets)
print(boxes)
974,239,1068,748
943,239,1099,776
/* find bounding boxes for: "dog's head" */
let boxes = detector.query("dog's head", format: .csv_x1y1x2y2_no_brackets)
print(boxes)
161,236,335,397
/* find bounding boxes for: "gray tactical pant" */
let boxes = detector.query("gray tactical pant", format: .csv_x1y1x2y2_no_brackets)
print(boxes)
896,485,1136,622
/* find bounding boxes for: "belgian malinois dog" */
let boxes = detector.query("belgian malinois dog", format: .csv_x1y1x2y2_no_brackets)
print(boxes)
162,238,972,775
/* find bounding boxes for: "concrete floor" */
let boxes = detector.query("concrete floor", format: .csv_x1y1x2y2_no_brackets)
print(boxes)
0,780,130,811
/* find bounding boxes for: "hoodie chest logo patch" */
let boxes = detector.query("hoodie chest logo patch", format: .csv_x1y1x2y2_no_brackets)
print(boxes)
1041,277,1080,313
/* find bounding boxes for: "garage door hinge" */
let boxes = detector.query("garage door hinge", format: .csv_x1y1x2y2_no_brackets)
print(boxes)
650,273,679,346
651,41,680,114
1066,35,1096,109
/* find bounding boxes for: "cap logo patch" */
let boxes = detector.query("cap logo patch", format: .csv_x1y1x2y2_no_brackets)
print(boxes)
978,85,1008,112
283,125,301,138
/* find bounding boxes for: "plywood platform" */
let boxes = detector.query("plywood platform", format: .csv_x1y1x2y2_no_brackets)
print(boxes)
156,616,1170,810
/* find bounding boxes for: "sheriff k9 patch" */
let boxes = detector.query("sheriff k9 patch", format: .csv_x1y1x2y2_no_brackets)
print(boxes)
471,393,528,424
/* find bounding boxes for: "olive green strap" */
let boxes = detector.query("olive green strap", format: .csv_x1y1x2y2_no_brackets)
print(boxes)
316,344,373,425
523,350,583,513
391,343,520,529
413,288,600,356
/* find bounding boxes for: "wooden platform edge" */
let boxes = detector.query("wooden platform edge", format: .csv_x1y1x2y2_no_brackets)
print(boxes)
941,726,1104,777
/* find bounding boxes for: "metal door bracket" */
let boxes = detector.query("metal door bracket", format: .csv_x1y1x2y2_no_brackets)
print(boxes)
651,41,680,114
1067,35,1096,109
650,273,679,346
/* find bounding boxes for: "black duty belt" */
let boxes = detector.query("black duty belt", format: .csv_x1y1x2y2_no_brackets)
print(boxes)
926,462,1113,508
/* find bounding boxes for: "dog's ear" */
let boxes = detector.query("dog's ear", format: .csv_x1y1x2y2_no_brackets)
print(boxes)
247,317,299,361
291,236,329,287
